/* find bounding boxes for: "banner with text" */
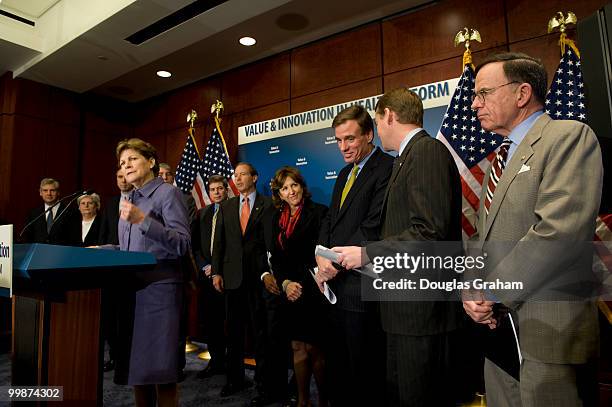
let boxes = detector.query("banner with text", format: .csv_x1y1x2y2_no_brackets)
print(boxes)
0,225,13,297
237,78,459,205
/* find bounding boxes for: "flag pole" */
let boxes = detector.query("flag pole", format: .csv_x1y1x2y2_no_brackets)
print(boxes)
187,109,202,159
454,27,481,69
210,100,232,161
184,108,202,354
547,11,580,57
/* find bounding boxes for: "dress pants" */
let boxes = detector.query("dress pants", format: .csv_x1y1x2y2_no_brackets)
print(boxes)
199,280,226,369
225,284,288,399
485,357,599,407
327,306,385,406
385,331,459,407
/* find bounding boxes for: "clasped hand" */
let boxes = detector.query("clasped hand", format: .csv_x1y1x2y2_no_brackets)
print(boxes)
462,289,498,329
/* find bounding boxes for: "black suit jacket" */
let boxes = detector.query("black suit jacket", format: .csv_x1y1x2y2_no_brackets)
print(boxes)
318,146,394,311
193,204,217,273
67,215,102,247
23,202,75,245
270,200,328,288
367,131,464,335
99,196,121,245
212,193,274,290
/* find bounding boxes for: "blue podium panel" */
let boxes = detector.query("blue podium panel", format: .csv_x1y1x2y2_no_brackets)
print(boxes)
13,244,156,279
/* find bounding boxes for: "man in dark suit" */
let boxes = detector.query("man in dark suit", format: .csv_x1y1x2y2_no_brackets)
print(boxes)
333,88,464,405
22,178,73,244
98,169,133,372
159,162,196,224
315,105,393,405
192,174,229,379
211,163,285,406
99,169,133,245
464,52,602,407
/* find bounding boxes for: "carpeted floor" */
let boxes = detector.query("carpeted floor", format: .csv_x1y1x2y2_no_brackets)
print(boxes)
0,343,303,406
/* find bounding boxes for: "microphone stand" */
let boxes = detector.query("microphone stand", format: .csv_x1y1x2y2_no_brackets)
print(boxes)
18,190,90,239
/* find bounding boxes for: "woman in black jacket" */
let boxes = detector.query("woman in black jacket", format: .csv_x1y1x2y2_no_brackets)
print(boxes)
269,166,329,407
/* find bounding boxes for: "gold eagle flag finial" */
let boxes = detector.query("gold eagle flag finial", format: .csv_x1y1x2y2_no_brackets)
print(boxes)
211,100,224,120
454,27,481,69
186,109,198,129
547,11,579,57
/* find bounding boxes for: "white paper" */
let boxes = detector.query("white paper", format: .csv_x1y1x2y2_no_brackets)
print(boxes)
315,244,378,279
309,267,336,304
508,314,523,364
315,245,340,262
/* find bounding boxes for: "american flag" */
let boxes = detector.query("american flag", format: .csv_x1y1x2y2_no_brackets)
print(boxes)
436,64,504,238
544,45,587,122
546,43,611,315
174,128,204,205
192,119,238,208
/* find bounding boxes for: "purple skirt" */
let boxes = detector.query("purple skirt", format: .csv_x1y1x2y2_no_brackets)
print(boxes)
115,279,184,386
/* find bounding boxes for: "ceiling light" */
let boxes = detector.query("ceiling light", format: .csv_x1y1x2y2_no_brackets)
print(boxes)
156,70,172,78
239,37,256,46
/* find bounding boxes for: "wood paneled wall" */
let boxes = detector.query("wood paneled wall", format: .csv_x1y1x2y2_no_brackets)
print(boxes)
0,75,133,231
0,0,608,229
130,0,608,176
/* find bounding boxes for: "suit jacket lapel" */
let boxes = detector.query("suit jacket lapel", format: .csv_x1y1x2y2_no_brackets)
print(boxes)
335,147,379,222
228,197,242,238
380,132,425,217
482,115,547,239
244,193,265,236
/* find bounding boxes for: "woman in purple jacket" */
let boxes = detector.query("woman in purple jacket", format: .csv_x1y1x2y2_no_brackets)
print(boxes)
115,138,190,407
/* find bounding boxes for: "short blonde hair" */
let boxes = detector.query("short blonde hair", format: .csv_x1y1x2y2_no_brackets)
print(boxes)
40,178,59,190
77,193,100,210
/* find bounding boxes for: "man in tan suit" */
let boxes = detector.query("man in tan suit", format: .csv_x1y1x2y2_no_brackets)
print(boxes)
464,52,603,406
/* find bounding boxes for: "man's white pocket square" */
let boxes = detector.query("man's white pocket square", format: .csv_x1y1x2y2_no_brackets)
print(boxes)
517,164,530,174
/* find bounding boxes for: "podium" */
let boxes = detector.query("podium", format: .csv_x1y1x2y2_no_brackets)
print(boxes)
11,244,156,405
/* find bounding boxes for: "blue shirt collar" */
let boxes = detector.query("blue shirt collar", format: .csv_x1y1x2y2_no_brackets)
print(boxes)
399,127,423,156
506,110,544,162
241,190,256,206
355,145,377,172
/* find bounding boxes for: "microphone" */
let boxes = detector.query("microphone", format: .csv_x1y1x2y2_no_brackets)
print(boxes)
18,189,94,239
52,190,95,230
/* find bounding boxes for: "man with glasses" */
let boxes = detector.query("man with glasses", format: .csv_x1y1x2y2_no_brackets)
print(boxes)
464,52,603,406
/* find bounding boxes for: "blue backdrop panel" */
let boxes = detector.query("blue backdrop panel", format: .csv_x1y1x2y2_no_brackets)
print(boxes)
238,105,447,206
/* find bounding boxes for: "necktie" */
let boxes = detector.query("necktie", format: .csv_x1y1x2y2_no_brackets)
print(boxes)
240,197,250,234
484,139,512,216
340,165,359,208
210,206,218,253
46,209,54,233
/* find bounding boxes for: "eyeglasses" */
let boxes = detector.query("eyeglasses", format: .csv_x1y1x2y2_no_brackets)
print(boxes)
471,81,518,104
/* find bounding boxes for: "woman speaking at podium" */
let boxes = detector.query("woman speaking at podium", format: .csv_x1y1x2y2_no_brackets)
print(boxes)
115,138,190,407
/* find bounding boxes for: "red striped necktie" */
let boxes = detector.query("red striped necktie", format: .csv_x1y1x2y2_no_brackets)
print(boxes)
484,139,512,216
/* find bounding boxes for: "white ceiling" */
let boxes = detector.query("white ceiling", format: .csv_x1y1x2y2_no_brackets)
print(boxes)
0,0,430,102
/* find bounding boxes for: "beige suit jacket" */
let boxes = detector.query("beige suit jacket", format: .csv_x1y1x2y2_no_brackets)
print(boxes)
477,113,603,364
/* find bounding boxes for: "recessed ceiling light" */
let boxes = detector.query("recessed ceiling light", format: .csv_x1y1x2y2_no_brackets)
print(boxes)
156,70,172,78
239,36,256,46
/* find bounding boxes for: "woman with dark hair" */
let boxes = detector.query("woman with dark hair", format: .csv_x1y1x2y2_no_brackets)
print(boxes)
269,166,329,407
115,138,190,407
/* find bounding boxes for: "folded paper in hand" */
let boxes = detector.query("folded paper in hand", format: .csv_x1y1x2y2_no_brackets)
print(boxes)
309,267,336,304
314,245,378,279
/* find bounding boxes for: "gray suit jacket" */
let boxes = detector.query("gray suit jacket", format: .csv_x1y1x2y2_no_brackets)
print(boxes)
476,114,603,364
